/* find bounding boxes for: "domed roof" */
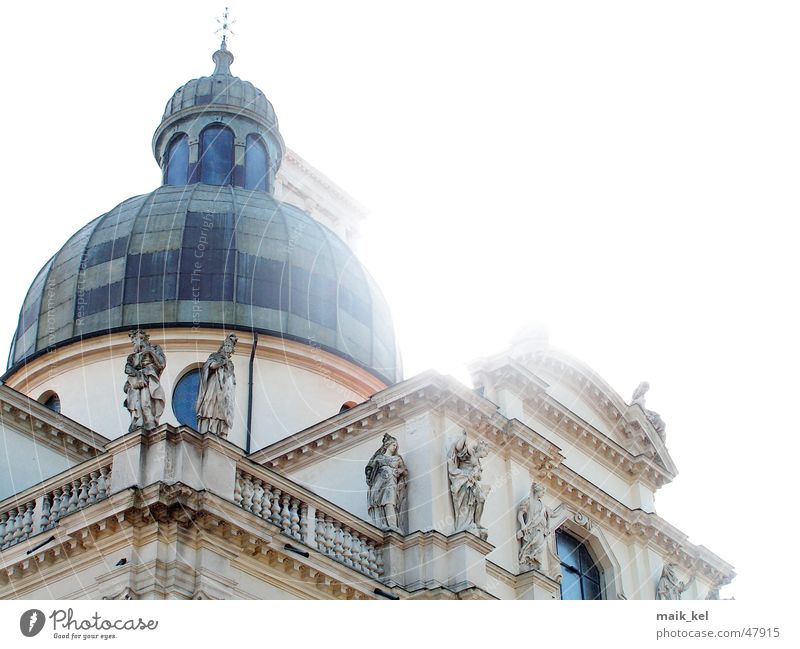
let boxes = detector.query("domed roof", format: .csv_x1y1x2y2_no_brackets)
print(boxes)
9,185,400,384
161,46,278,128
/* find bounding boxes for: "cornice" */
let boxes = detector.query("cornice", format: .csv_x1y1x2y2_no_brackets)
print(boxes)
0,384,108,462
475,359,676,488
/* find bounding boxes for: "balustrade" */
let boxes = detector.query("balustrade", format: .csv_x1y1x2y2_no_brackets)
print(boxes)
235,468,382,579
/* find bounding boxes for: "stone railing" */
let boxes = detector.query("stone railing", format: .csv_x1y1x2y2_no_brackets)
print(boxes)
0,462,112,551
235,466,383,579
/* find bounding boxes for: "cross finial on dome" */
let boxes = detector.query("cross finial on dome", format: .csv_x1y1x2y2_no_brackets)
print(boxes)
215,7,236,51
212,7,236,75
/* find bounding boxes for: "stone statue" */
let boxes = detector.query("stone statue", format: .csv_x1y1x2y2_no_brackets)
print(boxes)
123,329,166,432
517,481,551,568
196,334,238,438
365,433,408,533
656,563,695,600
447,430,491,540
632,381,667,440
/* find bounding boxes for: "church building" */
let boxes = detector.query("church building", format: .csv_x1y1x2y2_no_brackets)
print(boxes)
0,37,734,600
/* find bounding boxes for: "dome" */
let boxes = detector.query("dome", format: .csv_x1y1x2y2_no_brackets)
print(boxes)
161,47,278,128
8,184,400,384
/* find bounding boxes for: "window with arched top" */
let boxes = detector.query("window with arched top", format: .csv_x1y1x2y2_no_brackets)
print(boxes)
556,528,604,600
38,391,61,414
172,368,200,430
164,133,189,185
244,134,269,192
200,125,234,185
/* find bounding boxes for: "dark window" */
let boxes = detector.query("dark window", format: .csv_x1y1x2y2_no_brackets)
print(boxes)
173,369,200,429
165,134,189,185
200,126,234,185
42,393,61,414
244,134,269,192
556,529,603,600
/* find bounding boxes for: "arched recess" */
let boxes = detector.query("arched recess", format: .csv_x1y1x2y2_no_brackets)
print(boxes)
547,505,626,600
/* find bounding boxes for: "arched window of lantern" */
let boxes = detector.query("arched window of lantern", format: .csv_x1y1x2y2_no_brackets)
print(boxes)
172,367,201,430
244,134,269,192
200,125,234,185
164,133,189,185
37,390,61,414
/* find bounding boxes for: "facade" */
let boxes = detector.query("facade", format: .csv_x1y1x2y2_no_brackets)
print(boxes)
0,41,733,600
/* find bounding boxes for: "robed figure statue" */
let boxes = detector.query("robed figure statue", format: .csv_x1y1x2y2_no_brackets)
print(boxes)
447,430,491,540
123,329,167,432
196,334,238,438
365,433,408,533
656,563,695,600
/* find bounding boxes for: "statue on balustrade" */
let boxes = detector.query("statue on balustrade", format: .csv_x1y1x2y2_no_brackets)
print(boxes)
447,430,491,540
123,329,166,432
517,481,552,569
656,563,695,600
631,381,667,440
365,433,408,533
196,333,238,438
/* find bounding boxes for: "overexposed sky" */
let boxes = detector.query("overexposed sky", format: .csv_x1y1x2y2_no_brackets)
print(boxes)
1,1,798,601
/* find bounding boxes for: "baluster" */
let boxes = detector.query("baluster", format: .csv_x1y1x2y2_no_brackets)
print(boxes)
262,485,273,521
280,495,291,536
0,513,7,547
342,528,353,567
241,475,254,513
39,493,52,532
324,516,335,556
22,502,34,537
367,542,378,578
2,511,15,547
289,498,301,540
333,523,344,560
96,467,109,499
300,504,309,543
315,513,326,552
67,480,80,513
252,479,264,518
351,535,365,574
59,483,71,518
376,548,384,577
78,476,90,509
233,470,243,506
49,487,63,528
87,471,99,504
12,505,25,542
270,489,282,526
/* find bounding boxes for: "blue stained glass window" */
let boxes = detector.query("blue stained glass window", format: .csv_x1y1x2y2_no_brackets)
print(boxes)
200,126,234,185
244,134,268,191
173,369,200,430
165,134,189,185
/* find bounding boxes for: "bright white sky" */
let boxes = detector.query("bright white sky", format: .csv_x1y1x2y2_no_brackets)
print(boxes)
1,1,798,601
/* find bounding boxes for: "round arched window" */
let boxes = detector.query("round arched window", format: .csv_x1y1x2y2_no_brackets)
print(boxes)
172,369,200,429
200,125,234,185
164,133,189,185
39,391,61,414
244,134,268,192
